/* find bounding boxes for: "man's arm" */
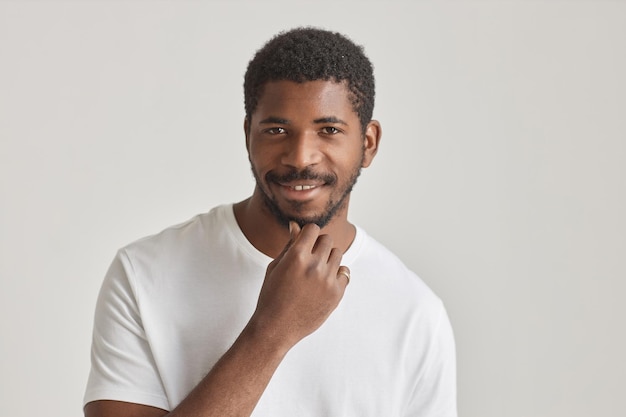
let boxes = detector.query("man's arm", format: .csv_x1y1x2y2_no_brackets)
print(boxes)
84,401,167,417
85,318,291,417
85,222,350,417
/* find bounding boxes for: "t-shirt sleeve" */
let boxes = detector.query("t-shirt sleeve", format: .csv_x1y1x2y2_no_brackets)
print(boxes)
404,301,458,417
83,250,170,410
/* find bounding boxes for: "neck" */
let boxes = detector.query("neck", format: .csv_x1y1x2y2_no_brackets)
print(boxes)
233,193,356,259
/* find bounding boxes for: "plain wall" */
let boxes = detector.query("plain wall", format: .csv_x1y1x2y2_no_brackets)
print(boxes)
1,1,624,416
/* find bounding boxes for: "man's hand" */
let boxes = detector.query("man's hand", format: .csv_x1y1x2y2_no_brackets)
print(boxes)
250,221,351,351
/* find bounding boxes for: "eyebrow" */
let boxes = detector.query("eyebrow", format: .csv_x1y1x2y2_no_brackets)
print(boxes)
258,116,348,125
313,116,348,125
259,117,290,125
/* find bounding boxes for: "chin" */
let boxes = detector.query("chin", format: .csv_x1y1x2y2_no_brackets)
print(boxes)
290,213,332,229
262,199,334,229
282,200,347,229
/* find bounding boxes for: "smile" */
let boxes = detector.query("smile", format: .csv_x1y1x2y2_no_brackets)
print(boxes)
275,181,324,200
291,185,317,191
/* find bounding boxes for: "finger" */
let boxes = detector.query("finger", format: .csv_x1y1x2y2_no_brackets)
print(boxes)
292,223,322,251
288,220,301,239
282,221,302,255
327,246,343,267
312,233,334,257
337,265,351,286
269,221,302,268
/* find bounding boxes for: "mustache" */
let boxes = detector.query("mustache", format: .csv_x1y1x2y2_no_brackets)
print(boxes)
265,167,337,185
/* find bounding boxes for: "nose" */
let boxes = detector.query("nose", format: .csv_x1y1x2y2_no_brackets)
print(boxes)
280,131,322,169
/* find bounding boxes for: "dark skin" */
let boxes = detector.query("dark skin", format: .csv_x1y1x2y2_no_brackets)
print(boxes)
84,80,381,417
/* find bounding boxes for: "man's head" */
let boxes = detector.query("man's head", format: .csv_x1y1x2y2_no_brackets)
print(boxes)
243,28,381,230
244,27,375,134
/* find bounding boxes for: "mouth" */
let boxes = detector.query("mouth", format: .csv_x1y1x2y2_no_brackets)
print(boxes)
282,183,320,191
277,181,325,200
264,168,336,203
264,170,331,204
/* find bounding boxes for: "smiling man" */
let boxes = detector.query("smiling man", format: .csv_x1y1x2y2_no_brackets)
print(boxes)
84,28,457,417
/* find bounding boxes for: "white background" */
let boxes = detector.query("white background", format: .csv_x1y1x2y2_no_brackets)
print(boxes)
1,1,625,416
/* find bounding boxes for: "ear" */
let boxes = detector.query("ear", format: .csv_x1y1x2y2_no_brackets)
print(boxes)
361,120,382,168
243,118,251,153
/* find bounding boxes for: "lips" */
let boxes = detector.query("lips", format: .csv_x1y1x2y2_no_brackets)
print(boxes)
282,183,320,191
277,182,323,200
265,168,336,204
266,167,337,188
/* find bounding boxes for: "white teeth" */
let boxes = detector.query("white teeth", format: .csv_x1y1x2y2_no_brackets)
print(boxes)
293,185,316,191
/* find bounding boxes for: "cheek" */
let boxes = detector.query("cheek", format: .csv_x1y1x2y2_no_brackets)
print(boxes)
249,154,277,185
249,141,278,163
337,149,364,171
248,147,269,169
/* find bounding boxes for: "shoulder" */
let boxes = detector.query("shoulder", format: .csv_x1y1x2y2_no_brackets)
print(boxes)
350,227,443,311
121,205,229,258
108,204,237,284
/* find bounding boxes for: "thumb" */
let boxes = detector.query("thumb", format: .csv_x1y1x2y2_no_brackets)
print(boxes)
270,221,302,266
280,220,301,256
288,220,301,241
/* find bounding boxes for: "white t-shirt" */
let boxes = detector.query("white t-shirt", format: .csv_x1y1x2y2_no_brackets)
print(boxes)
84,204,457,416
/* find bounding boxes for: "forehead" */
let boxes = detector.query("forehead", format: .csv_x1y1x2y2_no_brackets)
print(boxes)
252,80,357,122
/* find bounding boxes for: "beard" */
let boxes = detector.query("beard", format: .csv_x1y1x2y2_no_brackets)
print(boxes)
250,154,364,229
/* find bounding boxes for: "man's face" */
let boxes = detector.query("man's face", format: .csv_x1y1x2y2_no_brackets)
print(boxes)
246,80,375,228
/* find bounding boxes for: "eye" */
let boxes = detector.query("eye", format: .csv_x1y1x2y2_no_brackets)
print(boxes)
321,126,341,135
264,127,286,135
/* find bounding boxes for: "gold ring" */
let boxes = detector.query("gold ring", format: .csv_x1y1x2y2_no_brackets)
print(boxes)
339,270,350,284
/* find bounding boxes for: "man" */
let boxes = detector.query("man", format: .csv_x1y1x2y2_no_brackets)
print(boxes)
84,27,457,417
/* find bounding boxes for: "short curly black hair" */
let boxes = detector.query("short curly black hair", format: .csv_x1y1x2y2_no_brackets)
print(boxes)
244,27,375,132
